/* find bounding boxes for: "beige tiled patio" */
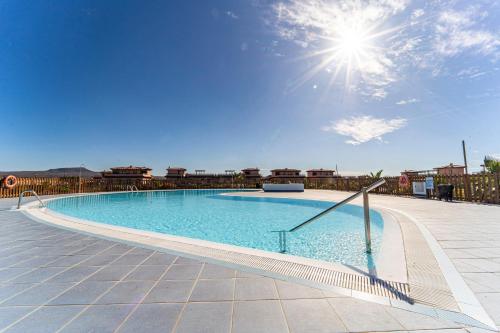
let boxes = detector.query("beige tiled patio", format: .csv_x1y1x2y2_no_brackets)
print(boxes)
1,191,499,332
235,189,500,331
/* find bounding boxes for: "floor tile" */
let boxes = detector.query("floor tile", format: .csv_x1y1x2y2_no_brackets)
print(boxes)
80,254,121,266
0,306,34,330
111,254,150,266
72,243,113,255
463,273,500,292
235,277,278,300
47,266,100,283
0,283,36,302
175,302,232,333
98,244,134,256
282,298,347,332
59,304,134,333
96,281,155,304
0,268,33,282
49,280,115,305
142,252,177,265
5,305,84,333
174,257,202,265
411,328,466,333
162,264,202,280
143,280,195,303
10,256,61,268
189,279,234,302
232,300,288,333
124,265,167,281
328,298,404,332
128,248,155,256
236,270,265,278
385,307,460,330
200,263,236,279
0,256,32,268
86,265,136,281
13,267,66,283
2,282,75,306
44,255,90,267
476,293,500,325
275,279,324,299
117,303,182,333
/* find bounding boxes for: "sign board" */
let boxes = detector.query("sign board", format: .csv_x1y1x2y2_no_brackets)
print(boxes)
399,174,410,188
425,177,434,190
412,182,426,196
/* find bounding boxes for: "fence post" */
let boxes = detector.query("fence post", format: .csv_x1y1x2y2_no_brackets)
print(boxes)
464,174,471,201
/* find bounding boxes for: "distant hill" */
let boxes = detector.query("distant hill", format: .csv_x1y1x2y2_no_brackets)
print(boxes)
0,167,101,178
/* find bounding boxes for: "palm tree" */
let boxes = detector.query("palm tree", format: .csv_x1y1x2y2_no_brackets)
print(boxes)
484,156,500,173
369,170,383,180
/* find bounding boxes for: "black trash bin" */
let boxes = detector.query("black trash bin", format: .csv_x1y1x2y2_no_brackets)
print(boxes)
437,184,454,202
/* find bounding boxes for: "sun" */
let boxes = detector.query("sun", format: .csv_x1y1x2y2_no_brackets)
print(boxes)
336,26,369,61
324,18,379,82
288,11,397,92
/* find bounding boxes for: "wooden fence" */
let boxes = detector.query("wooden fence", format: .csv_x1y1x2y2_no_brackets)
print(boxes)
0,177,253,199
1,173,499,204
305,173,500,204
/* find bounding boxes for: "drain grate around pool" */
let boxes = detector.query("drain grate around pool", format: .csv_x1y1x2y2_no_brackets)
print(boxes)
148,236,411,301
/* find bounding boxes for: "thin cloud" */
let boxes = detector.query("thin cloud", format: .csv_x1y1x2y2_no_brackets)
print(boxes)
411,9,425,20
226,11,239,19
396,98,419,105
457,67,487,79
322,116,407,145
269,1,500,99
434,7,500,57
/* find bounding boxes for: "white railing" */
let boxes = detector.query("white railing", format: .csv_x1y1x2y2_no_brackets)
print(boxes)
273,179,386,254
17,190,46,209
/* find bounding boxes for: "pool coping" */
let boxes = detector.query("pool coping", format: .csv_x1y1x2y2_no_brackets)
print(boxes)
381,206,497,330
18,190,498,330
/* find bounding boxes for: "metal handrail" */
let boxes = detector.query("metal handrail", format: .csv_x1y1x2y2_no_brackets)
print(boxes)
126,185,139,192
17,190,46,209
274,179,386,254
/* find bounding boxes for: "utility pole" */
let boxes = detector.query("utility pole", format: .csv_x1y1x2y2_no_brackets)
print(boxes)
79,164,85,193
462,140,468,175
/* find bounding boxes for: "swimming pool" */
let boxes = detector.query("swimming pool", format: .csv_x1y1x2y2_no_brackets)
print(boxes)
47,190,384,268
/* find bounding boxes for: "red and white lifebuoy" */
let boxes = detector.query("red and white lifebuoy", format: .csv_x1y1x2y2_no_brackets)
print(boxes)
399,174,409,188
2,175,18,189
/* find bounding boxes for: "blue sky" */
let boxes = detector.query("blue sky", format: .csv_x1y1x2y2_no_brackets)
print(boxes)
1,0,499,175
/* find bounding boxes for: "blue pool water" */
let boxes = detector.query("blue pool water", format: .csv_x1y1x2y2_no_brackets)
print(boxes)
47,190,384,268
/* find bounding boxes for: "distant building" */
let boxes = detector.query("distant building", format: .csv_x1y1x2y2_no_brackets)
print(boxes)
102,166,152,180
166,167,187,178
267,168,305,183
306,169,336,178
241,168,261,178
271,168,301,177
400,170,421,177
306,168,337,185
434,163,466,176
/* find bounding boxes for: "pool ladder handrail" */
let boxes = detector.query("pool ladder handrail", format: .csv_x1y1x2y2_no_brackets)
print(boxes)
17,190,46,209
126,185,139,192
273,178,386,254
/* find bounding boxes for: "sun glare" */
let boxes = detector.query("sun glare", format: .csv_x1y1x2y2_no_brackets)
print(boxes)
337,26,368,60
289,10,398,93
